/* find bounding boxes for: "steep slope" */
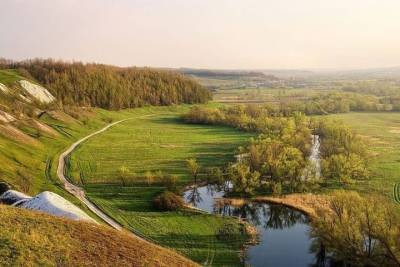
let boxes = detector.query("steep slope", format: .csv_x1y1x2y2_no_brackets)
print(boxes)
0,204,198,266
13,191,96,223
0,67,211,265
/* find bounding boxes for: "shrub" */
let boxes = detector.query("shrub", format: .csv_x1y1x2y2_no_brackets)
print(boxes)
216,222,239,240
161,174,178,191
153,191,184,211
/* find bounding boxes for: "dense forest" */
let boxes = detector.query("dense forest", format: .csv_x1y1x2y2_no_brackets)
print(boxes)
0,59,211,110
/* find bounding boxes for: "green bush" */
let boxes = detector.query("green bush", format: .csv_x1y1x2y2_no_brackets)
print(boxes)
153,191,184,211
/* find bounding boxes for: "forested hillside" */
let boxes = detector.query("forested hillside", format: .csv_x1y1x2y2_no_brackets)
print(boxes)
0,59,211,110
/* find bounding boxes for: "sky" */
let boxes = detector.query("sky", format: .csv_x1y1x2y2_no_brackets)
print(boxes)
1,0,400,69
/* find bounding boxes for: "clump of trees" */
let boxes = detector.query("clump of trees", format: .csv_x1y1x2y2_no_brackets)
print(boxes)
184,105,313,194
311,191,400,266
316,120,369,184
153,191,184,211
1,59,211,110
184,104,369,195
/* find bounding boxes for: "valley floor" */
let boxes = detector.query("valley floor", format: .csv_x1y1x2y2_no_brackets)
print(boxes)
67,105,253,266
324,112,400,200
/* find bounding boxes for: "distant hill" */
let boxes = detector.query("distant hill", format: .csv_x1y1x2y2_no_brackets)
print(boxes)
317,66,400,79
0,59,211,110
180,68,279,80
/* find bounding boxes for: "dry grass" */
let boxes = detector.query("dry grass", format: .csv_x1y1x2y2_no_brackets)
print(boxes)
254,194,330,217
0,124,40,146
223,193,330,218
30,120,59,136
0,205,198,267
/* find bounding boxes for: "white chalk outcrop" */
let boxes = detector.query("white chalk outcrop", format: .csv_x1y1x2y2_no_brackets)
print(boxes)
19,94,32,103
0,83,8,93
1,190,96,223
19,80,55,103
0,110,16,123
0,190,31,205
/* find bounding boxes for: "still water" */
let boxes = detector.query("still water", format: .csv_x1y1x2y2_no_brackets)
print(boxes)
183,185,329,267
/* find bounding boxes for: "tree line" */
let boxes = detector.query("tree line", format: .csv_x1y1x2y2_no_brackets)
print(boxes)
0,59,211,110
272,92,398,115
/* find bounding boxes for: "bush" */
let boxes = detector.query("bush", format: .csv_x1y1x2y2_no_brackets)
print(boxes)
161,175,178,191
216,222,239,240
153,191,184,211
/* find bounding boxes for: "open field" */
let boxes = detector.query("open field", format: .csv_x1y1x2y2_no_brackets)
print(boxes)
324,112,400,200
213,87,331,104
86,184,247,266
69,106,252,184
68,105,253,265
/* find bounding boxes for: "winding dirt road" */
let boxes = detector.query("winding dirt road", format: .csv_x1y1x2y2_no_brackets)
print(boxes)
57,119,131,231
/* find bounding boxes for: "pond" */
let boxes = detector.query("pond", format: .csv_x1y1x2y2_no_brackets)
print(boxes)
183,184,336,267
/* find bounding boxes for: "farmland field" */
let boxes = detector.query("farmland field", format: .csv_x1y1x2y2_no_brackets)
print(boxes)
325,112,400,200
68,105,254,265
213,87,331,104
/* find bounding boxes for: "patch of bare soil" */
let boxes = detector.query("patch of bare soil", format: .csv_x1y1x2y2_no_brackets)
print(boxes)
160,144,184,148
47,110,78,123
223,193,330,218
254,194,330,217
31,120,58,136
0,124,40,146
0,110,15,123
389,127,400,134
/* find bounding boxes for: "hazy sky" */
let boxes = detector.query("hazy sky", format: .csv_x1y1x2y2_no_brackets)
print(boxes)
1,0,400,69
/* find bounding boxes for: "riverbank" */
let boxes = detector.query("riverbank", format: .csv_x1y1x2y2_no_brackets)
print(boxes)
220,193,330,218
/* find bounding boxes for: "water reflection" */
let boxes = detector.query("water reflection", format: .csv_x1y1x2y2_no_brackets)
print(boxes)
185,186,202,207
183,184,374,267
184,184,319,267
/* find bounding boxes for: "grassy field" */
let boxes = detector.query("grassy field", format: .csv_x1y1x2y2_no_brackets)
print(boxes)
69,106,252,184
324,112,400,200
213,87,331,104
68,105,253,265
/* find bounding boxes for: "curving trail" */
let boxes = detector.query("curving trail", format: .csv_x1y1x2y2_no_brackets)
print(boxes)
57,119,131,231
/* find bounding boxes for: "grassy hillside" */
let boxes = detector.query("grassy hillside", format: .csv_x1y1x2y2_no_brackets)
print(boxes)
325,112,400,199
0,68,251,265
0,69,26,85
67,106,253,265
0,204,198,266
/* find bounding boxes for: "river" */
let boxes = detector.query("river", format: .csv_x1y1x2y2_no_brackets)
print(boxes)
183,135,342,266
184,184,326,267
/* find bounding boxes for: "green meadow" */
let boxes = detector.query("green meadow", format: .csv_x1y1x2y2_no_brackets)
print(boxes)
67,105,253,265
324,112,400,200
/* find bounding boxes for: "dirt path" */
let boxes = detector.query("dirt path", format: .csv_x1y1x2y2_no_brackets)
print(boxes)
57,119,131,231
